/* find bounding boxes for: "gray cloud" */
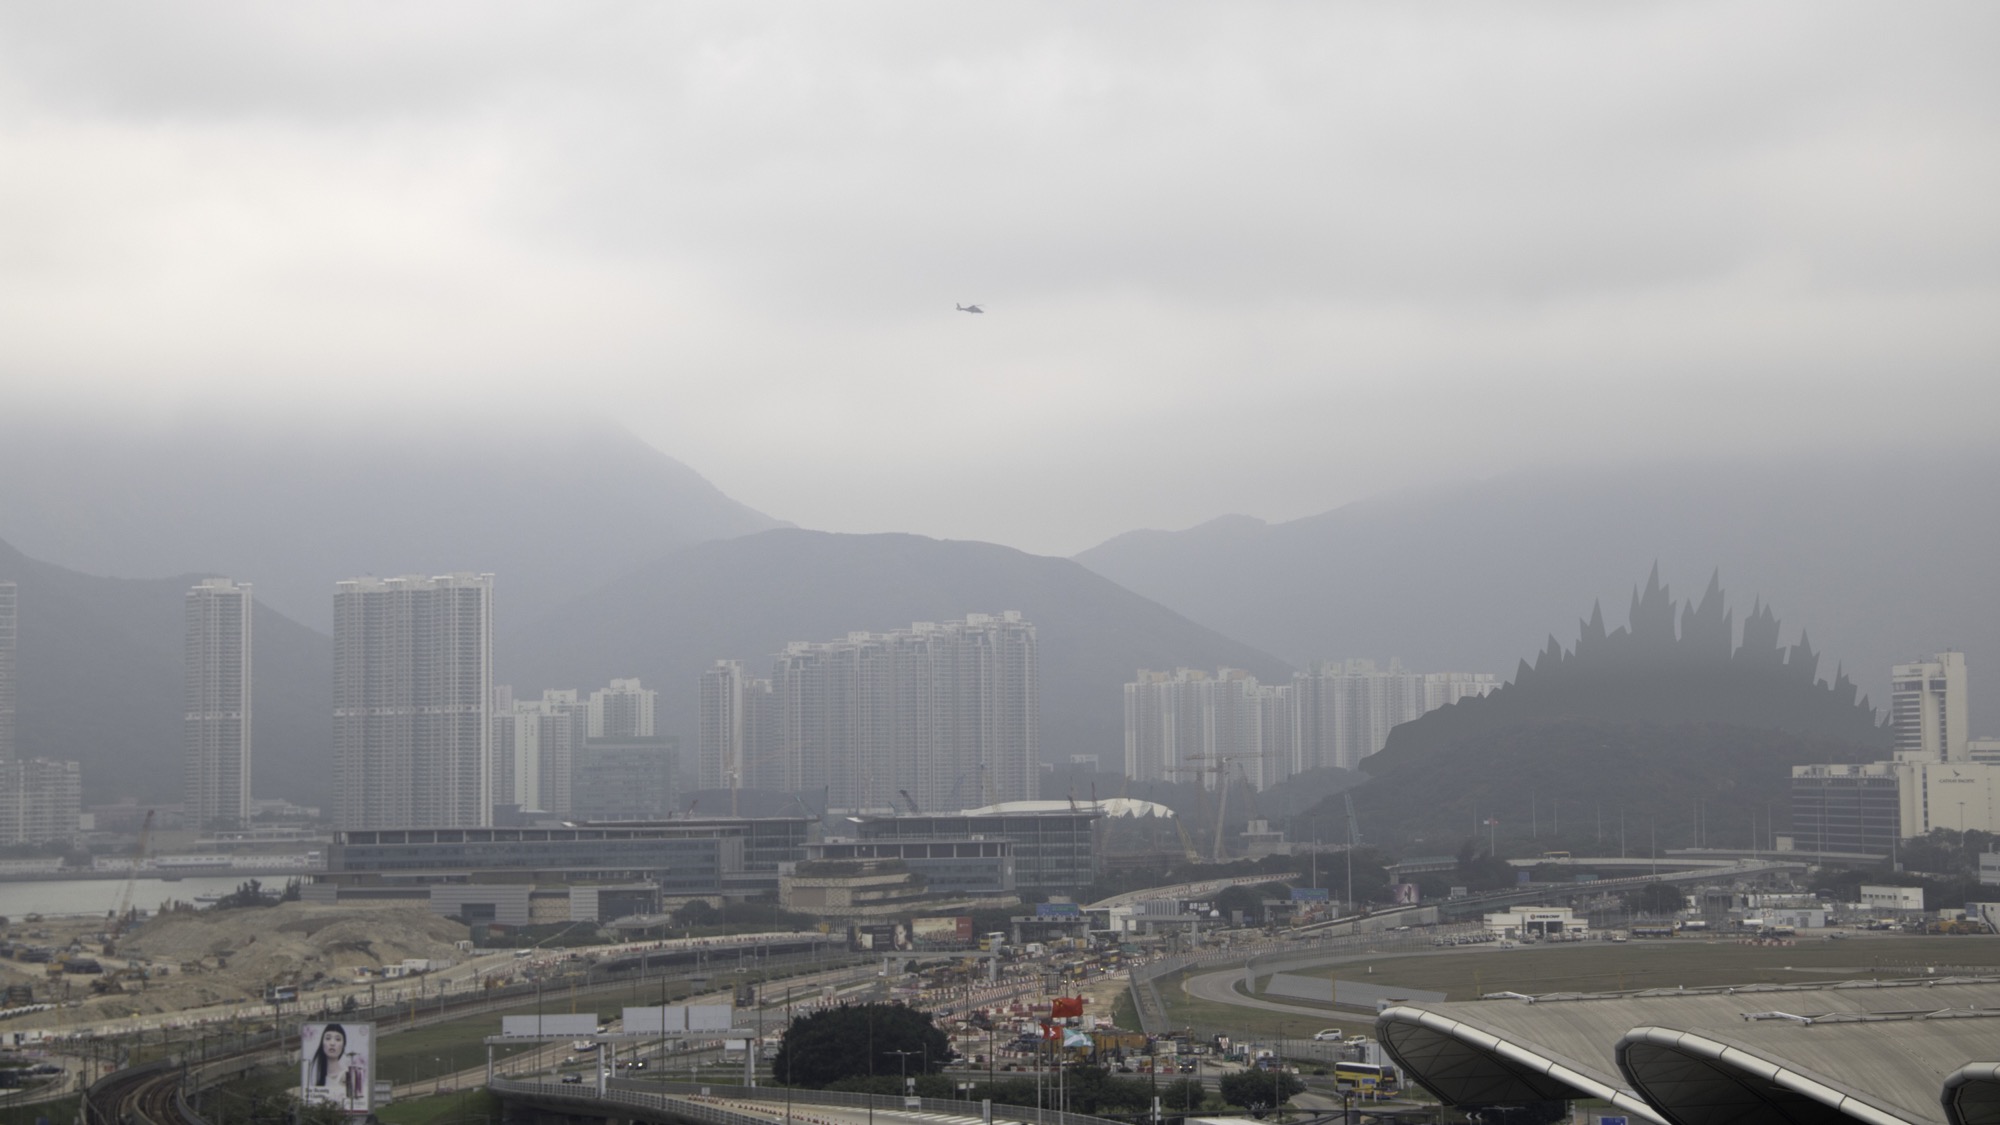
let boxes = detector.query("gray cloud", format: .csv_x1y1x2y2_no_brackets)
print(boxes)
1,2,1995,552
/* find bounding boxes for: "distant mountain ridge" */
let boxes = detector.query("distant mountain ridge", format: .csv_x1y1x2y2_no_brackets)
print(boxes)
1076,454,2000,733
0,411,784,629
0,536,333,809
1363,567,1888,778
502,529,1294,777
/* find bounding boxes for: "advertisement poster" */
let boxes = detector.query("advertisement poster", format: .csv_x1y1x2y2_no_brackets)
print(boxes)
847,922,912,951
301,1022,373,1113
910,916,975,947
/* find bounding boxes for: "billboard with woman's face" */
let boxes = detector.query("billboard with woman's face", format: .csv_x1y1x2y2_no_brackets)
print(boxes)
300,1022,373,1113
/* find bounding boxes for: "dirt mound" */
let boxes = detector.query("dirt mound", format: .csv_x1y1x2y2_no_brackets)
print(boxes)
122,902,468,988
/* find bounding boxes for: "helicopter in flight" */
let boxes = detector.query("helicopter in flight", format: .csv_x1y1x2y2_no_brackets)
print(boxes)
955,303,984,314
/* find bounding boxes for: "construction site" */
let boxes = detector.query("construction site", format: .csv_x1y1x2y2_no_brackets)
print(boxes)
0,901,472,1027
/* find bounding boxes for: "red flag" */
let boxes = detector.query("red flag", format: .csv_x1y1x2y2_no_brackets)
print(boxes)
1051,997,1084,1019
1040,1022,1062,1041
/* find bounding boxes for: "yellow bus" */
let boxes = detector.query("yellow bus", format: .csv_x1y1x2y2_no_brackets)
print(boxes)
1333,1062,1399,1093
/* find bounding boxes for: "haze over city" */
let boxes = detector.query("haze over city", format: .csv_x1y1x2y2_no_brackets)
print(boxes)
3,10,2000,1121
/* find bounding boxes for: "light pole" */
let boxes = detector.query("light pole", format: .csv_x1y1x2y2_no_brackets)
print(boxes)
1274,1024,1284,1122
889,1048,917,1101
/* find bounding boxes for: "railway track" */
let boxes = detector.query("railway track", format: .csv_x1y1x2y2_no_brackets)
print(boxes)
74,947,873,1125
82,1060,191,1125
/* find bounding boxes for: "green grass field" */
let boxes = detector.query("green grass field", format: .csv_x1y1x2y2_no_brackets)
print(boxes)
377,1088,501,1125
1286,934,2000,1002
1148,934,2000,1038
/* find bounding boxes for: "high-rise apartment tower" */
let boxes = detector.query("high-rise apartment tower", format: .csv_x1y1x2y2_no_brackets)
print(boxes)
1892,652,1969,761
333,574,493,829
185,578,253,828
0,581,14,762
699,660,778,794
589,678,657,739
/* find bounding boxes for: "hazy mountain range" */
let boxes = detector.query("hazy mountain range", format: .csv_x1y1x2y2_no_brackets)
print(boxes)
0,413,783,629
2,418,1991,811
1076,453,2000,733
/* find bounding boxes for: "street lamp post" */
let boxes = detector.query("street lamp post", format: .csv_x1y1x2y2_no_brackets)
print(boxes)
888,1048,917,1101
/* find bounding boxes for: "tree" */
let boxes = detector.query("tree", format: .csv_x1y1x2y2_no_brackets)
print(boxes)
771,1003,951,1089
215,879,275,909
1622,881,1686,917
1158,1077,1210,1113
672,899,721,927
1218,1068,1305,1115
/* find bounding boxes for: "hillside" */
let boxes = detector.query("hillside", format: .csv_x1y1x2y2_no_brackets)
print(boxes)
0,538,333,808
501,529,1292,776
0,411,784,628
1075,453,2000,732
1310,573,1888,854
1313,720,1880,855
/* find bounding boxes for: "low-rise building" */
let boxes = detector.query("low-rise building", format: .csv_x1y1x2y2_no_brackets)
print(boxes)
1859,885,1925,912
850,805,1100,894
1483,906,1588,939
318,818,812,900
807,836,1014,897
570,737,678,822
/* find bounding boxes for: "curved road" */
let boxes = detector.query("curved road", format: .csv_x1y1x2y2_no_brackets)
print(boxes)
1181,942,1531,1018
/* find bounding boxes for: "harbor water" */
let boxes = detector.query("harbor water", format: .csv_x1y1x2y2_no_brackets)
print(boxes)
0,876,267,920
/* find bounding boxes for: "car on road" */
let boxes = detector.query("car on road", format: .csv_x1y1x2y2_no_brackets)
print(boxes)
1312,1028,1343,1041
560,1073,584,1085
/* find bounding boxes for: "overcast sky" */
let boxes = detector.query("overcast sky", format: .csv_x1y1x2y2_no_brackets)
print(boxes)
3,3,1995,555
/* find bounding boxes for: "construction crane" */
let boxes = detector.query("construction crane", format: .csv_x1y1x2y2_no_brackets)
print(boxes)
1172,753,1266,864
898,789,922,815
1172,818,1203,866
105,809,154,956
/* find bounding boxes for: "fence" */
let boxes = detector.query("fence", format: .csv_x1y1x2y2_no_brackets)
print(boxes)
493,1077,1133,1125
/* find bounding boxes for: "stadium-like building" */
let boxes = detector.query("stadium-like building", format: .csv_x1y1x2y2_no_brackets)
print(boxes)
1377,977,2000,1124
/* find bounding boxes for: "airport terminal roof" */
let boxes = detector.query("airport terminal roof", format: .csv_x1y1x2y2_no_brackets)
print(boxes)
954,799,1171,818
1378,977,2000,1125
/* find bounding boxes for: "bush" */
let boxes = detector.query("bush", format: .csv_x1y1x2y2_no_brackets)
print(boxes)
1218,1069,1305,1114
771,1004,950,1088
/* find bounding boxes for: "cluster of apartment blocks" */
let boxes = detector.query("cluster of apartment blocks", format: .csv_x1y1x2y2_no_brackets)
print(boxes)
1124,660,1497,785
1792,652,2000,854
698,611,1038,814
